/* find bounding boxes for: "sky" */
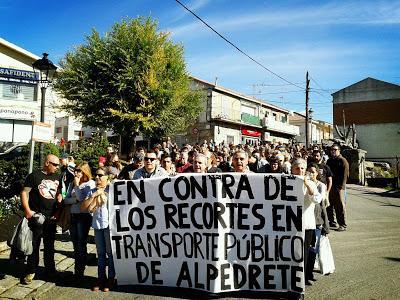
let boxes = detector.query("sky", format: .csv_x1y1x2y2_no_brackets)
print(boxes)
1,0,400,123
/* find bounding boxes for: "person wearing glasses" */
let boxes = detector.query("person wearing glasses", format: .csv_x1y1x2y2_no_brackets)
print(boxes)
21,154,61,285
63,162,95,279
133,150,168,179
327,144,349,231
81,167,116,292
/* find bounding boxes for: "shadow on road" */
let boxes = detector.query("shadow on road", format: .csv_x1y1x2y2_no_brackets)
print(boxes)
384,257,400,263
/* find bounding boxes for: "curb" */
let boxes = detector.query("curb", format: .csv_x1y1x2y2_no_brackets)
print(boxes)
0,231,97,300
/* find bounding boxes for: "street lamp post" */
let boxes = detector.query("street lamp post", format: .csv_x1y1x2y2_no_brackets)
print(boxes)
32,53,57,166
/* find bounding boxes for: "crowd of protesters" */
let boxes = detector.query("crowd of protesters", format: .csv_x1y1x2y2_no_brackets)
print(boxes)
18,138,349,296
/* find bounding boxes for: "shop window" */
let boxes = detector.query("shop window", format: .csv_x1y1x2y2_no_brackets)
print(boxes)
0,81,36,101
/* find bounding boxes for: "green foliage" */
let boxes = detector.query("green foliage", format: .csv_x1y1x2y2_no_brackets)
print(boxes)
70,133,109,170
54,17,202,142
0,143,62,220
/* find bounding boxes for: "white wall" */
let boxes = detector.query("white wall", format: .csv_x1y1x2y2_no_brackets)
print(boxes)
356,123,400,164
214,126,240,145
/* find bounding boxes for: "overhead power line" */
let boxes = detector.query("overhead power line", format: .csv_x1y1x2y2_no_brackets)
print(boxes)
173,0,304,90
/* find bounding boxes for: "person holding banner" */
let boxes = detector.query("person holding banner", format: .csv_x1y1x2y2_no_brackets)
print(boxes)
81,167,116,292
291,159,322,286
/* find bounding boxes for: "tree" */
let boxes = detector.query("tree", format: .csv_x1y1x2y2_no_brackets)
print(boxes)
54,17,202,148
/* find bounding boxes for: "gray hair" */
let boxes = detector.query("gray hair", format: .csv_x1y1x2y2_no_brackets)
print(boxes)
193,153,207,163
233,149,248,159
291,158,307,169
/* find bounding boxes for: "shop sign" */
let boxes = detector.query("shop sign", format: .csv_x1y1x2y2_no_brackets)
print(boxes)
0,106,37,120
241,129,261,137
32,122,52,143
0,67,38,80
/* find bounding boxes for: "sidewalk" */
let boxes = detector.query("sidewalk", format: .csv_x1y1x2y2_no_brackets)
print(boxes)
0,230,97,300
347,183,400,198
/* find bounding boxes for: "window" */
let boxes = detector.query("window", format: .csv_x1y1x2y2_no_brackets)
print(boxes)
272,113,277,121
0,119,32,143
227,135,234,144
281,114,287,123
0,81,36,101
56,127,62,133
242,105,256,116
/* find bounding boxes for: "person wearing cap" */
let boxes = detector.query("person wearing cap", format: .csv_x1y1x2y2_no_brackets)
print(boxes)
20,154,60,285
56,155,75,235
58,155,75,201
118,153,145,180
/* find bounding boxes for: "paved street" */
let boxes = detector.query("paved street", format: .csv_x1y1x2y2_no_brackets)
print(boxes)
1,184,399,299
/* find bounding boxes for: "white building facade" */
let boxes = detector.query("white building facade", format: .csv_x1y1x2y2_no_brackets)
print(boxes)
174,77,299,146
0,38,59,148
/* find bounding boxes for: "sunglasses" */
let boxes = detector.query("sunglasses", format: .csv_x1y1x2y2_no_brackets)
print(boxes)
95,173,106,177
75,169,82,172
49,162,59,167
331,148,339,151
144,157,156,162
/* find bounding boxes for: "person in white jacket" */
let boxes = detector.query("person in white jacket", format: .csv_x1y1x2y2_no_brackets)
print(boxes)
291,158,322,286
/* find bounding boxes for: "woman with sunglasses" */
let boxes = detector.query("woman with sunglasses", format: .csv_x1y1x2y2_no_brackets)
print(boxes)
81,167,116,292
63,162,95,280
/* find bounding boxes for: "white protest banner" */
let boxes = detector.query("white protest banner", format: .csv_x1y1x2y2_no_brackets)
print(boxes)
109,173,305,294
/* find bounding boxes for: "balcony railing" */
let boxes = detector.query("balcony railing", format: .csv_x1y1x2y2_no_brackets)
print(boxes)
241,112,261,126
263,117,300,136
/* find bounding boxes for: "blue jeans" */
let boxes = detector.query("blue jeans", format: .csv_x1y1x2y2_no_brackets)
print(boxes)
70,213,92,275
94,227,115,280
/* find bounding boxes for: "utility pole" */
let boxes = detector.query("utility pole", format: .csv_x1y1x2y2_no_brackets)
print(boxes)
305,71,310,149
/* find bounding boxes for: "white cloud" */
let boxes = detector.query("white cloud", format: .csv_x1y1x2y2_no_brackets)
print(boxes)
168,1,400,38
169,0,212,23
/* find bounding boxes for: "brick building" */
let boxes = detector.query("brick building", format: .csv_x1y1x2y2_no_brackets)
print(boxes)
332,77,400,164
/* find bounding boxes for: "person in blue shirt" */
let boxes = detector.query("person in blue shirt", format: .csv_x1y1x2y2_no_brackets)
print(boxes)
82,167,115,292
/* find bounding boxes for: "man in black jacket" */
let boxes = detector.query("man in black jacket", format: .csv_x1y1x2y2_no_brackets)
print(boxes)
326,144,349,231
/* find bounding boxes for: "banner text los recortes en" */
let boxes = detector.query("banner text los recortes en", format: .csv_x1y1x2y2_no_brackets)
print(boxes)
109,173,305,294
